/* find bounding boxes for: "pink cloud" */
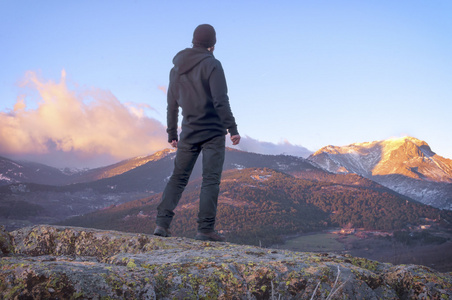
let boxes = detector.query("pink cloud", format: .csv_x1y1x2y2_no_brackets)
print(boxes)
0,70,168,168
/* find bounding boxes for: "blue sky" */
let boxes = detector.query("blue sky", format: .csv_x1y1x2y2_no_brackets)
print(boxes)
1,1,451,167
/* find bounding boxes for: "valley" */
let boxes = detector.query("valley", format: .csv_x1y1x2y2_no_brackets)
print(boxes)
277,226,452,272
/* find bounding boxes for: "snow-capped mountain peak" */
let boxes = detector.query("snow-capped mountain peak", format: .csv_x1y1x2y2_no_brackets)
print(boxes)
309,136,452,209
311,136,451,182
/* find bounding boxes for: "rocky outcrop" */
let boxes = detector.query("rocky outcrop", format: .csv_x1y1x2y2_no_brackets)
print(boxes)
1,225,451,299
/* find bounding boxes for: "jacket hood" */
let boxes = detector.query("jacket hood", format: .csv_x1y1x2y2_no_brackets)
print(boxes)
172,47,213,75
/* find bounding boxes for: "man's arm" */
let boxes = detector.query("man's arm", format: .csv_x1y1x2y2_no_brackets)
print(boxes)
166,72,179,143
209,61,239,137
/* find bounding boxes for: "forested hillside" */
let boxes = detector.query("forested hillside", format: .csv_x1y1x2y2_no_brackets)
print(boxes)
62,168,452,246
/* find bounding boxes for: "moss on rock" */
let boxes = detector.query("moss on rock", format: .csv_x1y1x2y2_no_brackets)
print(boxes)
0,225,451,299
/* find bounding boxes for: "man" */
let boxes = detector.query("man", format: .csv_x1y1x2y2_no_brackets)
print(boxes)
154,24,240,242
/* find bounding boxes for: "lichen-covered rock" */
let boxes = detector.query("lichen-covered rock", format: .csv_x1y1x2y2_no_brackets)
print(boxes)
1,225,451,299
0,226,13,256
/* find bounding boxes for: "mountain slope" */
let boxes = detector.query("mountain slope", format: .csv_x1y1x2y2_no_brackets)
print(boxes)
61,168,452,247
309,136,452,209
0,156,73,186
68,148,176,184
0,150,176,186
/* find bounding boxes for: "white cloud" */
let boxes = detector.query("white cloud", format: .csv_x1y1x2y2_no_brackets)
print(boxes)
228,135,313,158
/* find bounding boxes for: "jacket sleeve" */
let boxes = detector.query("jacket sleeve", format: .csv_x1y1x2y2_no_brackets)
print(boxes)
166,70,179,142
209,61,239,136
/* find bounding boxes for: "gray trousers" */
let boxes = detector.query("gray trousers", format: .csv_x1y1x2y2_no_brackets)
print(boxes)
156,135,225,233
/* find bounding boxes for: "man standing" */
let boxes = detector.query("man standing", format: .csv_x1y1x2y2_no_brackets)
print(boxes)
154,24,240,242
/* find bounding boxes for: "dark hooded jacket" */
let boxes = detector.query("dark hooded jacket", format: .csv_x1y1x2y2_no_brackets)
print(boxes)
166,47,238,144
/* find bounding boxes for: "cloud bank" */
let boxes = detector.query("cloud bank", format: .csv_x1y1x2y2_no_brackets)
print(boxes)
229,135,313,158
0,70,167,168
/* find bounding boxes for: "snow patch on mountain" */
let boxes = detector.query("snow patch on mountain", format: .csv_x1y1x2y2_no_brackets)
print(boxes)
0,174,14,183
232,163,245,170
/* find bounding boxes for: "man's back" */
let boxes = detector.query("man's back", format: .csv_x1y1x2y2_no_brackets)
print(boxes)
167,47,238,144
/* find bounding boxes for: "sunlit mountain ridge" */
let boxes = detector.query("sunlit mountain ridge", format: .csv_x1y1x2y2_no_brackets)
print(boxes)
309,136,452,209
311,136,452,181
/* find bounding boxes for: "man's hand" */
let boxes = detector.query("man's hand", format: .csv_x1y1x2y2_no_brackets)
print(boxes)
230,134,241,145
170,140,178,148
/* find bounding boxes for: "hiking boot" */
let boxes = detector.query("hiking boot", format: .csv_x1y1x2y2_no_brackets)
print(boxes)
153,226,171,237
194,231,225,242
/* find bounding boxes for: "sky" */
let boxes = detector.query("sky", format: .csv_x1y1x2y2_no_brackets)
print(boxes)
1,1,451,168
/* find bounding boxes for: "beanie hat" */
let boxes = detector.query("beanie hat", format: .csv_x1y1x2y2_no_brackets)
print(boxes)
192,24,216,48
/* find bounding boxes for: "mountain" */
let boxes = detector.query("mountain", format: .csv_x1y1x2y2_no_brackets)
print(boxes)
3,148,324,194
0,147,323,189
1,147,417,232
0,149,176,186
308,137,452,210
0,156,74,186
3,225,451,299
309,137,452,182
0,149,328,230
61,167,452,247
3,140,451,235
